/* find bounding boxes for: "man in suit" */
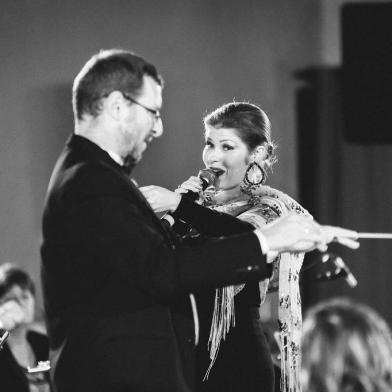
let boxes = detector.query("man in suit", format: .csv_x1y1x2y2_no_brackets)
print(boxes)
41,49,358,392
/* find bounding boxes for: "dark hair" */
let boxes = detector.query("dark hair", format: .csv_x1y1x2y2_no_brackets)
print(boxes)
302,298,392,392
0,263,35,299
203,102,276,166
72,49,163,121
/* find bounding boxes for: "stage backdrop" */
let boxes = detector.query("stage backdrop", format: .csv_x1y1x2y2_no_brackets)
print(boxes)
0,0,320,310
297,67,392,326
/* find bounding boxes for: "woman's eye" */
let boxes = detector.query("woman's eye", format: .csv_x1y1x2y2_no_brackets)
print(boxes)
204,141,213,148
222,144,234,151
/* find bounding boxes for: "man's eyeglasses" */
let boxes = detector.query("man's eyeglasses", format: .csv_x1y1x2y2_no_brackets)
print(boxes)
122,93,161,123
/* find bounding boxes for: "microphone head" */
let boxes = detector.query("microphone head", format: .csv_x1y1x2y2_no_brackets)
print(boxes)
198,168,218,189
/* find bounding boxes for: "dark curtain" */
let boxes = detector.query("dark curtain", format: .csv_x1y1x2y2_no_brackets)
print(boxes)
296,67,392,325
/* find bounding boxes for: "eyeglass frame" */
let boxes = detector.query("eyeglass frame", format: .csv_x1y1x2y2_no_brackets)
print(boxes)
121,92,161,123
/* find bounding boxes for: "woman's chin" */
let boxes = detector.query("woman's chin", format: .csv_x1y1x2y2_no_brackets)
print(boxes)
215,182,241,192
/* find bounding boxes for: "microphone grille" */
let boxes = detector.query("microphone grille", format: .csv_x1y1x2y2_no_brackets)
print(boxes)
198,169,217,188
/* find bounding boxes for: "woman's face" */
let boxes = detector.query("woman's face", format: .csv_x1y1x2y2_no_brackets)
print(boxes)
202,125,251,190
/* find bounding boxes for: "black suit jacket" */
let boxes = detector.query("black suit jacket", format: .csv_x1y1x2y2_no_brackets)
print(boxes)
41,134,272,392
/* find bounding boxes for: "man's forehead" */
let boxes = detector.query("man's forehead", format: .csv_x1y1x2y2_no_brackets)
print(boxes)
139,75,162,107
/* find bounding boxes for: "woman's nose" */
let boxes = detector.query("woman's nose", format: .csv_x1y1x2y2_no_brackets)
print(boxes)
206,149,222,164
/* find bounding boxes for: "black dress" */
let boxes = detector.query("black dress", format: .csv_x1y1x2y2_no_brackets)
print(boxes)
172,197,275,392
0,330,51,392
194,284,274,392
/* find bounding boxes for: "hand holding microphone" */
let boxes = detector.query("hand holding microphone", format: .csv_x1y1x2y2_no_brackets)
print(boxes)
140,169,217,213
174,169,217,201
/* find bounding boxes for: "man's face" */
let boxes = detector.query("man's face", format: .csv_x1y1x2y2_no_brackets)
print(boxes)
121,75,163,163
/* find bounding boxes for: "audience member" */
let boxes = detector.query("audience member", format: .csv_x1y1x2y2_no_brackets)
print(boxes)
301,297,392,392
0,263,51,392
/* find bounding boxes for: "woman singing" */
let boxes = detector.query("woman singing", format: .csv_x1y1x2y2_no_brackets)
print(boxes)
141,102,309,392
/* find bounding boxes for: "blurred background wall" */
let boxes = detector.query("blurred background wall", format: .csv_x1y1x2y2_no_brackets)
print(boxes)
0,0,321,301
0,0,391,323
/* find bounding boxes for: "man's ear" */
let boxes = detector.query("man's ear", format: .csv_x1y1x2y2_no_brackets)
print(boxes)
105,91,125,121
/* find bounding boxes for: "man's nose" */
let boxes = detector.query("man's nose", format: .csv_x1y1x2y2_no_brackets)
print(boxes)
152,118,163,138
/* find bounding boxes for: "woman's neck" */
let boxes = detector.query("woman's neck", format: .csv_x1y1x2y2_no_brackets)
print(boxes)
8,324,28,343
7,324,36,368
213,186,246,204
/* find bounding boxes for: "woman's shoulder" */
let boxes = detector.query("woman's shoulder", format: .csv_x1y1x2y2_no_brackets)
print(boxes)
248,185,310,218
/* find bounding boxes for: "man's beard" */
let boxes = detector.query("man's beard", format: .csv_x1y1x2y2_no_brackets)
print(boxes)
124,137,149,172
123,154,138,174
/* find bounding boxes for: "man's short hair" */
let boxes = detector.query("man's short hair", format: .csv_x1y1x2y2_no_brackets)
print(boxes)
72,49,163,121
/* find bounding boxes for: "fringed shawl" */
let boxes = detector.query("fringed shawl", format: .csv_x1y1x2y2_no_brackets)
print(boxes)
201,185,310,392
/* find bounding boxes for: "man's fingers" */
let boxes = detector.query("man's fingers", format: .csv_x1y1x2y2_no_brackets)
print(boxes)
316,243,328,253
322,226,358,241
334,237,360,249
332,227,358,239
176,184,200,193
298,220,323,238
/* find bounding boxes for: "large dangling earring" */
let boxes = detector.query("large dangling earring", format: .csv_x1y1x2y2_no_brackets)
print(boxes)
241,162,266,194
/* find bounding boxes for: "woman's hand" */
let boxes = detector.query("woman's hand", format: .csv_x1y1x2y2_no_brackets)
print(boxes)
139,185,182,213
174,176,203,195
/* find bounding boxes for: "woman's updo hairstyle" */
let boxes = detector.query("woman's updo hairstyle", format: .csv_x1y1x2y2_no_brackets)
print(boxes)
203,102,277,169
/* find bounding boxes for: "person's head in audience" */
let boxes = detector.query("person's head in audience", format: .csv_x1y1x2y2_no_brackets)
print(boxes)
301,297,392,392
0,263,36,331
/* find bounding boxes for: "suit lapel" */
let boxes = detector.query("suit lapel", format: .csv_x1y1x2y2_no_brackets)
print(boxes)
67,134,176,246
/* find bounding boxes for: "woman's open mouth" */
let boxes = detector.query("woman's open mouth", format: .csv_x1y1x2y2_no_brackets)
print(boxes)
209,167,225,177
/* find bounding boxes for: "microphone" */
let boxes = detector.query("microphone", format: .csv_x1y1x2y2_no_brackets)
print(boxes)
0,329,9,350
315,254,358,288
334,256,358,288
183,168,218,201
160,169,217,230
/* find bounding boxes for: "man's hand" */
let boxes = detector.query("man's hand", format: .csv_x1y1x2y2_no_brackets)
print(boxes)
260,213,359,254
0,300,25,330
321,225,360,249
139,185,181,213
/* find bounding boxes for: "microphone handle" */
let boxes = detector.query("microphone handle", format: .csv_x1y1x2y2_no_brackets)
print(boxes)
183,171,214,201
0,329,9,350
315,257,358,288
334,257,358,287
183,190,200,202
